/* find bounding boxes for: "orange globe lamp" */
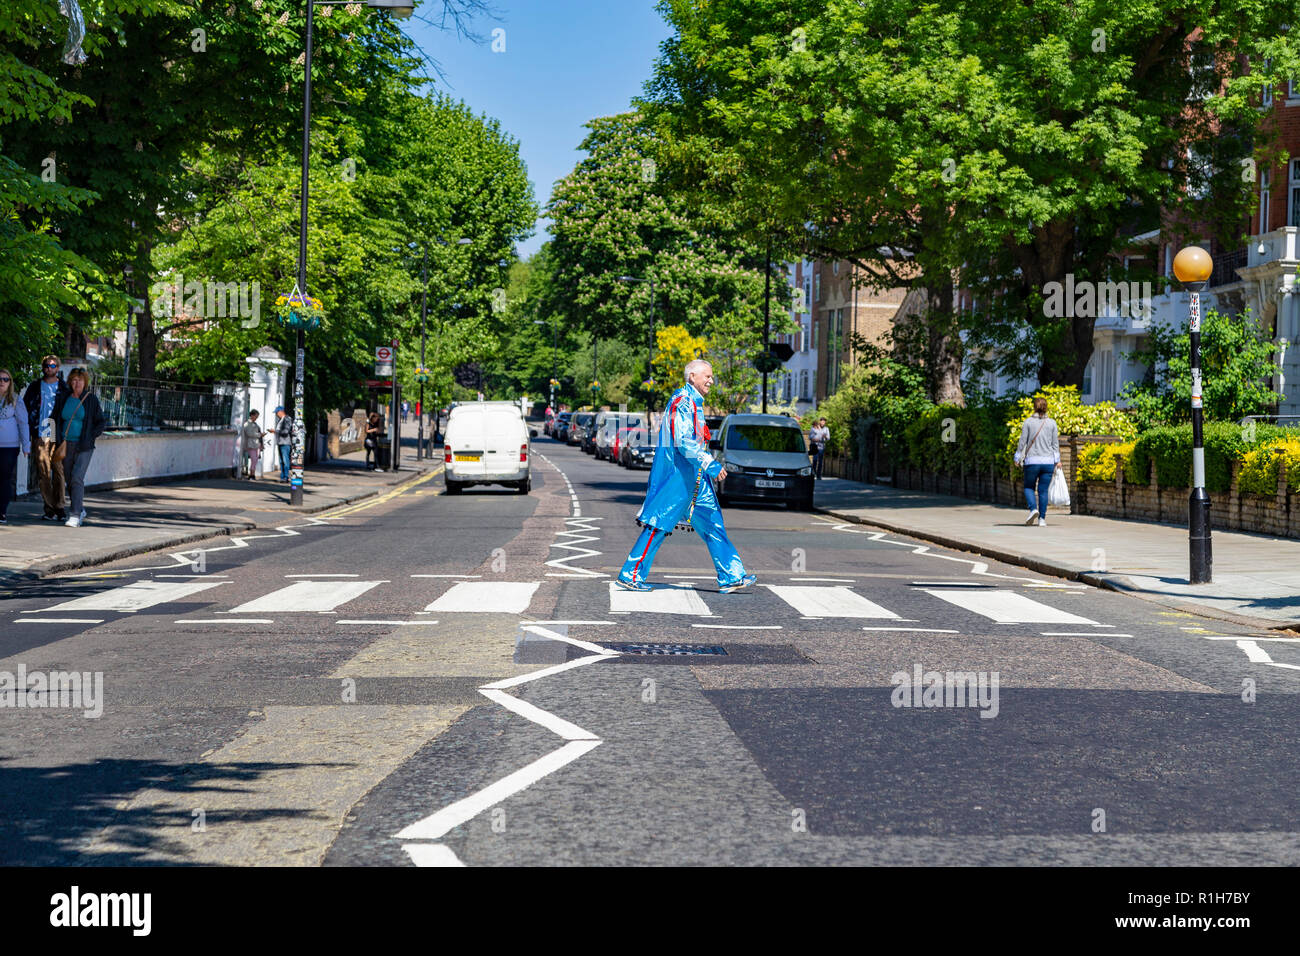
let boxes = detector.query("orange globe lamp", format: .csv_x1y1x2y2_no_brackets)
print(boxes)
1172,246,1213,284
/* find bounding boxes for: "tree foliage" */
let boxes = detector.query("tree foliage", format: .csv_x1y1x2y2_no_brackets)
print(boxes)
1119,308,1282,429
643,0,1300,396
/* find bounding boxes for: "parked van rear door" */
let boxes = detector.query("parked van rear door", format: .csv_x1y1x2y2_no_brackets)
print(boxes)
484,407,526,475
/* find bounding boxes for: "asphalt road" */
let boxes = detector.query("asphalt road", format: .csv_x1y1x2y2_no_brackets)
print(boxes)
2,436,1298,866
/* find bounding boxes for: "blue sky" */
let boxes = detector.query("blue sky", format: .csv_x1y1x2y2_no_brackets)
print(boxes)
404,1,674,259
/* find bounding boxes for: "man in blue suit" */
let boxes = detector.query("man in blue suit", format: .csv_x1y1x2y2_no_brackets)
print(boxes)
616,359,757,593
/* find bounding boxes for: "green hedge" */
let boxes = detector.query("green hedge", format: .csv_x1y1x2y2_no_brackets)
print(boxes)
1124,422,1300,493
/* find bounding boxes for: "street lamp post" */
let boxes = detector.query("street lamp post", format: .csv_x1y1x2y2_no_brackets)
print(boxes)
293,0,412,505
619,273,657,415
417,245,428,460
762,238,772,414
1174,245,1214,583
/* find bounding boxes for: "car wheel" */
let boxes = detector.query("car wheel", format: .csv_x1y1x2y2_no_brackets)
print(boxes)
796,495,814,511
445,480,462,496
518,478,531,494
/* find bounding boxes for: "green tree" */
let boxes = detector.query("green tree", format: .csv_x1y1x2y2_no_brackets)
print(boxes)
1120,309,1282,429
545,110,791,405
644,0,1300,394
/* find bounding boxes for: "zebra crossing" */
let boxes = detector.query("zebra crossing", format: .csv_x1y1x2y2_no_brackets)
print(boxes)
14,574,1115,632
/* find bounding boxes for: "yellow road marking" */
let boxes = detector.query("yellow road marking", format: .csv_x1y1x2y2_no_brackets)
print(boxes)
324,467,443,518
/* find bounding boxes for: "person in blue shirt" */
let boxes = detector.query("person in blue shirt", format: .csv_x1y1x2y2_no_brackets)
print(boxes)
616,359,756,593
21,354,70,521
53,368,106,527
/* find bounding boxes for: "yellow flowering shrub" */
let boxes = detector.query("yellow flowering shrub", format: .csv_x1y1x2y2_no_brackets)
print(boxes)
1076,441,1134,482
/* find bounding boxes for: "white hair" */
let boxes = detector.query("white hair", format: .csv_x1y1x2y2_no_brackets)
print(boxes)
684,359,712,382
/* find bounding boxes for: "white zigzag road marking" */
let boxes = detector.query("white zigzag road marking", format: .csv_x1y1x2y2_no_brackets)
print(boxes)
1233,639,1300,671
546,516,607,578
536,453,607,578
395,624,618,865
112,517,339,574
812,517,1048,585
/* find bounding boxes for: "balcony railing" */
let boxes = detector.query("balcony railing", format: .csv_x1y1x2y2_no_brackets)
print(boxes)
1210,247,1248,288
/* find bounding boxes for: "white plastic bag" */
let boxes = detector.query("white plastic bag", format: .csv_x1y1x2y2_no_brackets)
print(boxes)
1048,467,1070,508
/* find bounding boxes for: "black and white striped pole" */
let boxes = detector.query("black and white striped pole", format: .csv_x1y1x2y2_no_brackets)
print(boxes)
1173,245,1213,584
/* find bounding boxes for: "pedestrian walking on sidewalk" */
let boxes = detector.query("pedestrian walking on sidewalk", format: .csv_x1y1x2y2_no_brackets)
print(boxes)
22,354,70,522
616,359,755,594
0,367,30,523
1014,396,1060,527
274,406,292,481
241,410,267,480
809,417,830,479
54,368,106,528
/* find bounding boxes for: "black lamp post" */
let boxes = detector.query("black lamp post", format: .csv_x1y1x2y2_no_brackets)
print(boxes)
1173,245,1214,583
293,0,412,504
618,273,657,414
415,236,471,460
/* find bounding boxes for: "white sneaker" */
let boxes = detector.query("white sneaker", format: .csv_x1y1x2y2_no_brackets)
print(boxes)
1025,510,1038,525
1037,516,1046,527
65,515,82,528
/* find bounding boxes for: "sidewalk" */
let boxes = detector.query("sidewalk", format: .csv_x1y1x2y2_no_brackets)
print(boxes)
0,449,439,583
815,477,1300,629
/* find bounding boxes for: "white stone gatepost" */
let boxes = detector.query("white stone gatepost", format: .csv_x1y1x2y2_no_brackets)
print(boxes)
246,347,289,476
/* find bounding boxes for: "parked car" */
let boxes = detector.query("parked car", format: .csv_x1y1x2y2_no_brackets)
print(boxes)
443,402,531,494
618,427,655,469
595,411,644,461
709,413,813,510
552,411,572,442
579,411,604,454
567,411,595,447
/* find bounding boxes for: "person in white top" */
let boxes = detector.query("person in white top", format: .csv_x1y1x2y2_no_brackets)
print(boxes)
809,418,830,479
1013,396,1060,527
0,367,31,523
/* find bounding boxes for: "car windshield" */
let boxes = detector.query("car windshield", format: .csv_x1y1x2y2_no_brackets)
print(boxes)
725,425,806,453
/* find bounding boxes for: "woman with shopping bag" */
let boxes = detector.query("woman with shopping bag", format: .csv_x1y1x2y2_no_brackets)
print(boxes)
1013,396,1061,527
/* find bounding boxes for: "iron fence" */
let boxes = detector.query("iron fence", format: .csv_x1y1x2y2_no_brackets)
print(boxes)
93,379,233,432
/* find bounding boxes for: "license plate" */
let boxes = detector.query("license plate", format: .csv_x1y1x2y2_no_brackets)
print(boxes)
755,478,785,488
454,453,481,462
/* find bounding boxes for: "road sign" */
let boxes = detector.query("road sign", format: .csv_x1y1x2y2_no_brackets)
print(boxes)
375,345,393,376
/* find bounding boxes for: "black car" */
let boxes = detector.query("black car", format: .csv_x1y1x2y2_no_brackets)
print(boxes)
710,413,814,510
619,428,656,469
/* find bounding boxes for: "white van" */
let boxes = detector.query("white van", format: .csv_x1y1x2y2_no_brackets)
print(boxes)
443,402,531,494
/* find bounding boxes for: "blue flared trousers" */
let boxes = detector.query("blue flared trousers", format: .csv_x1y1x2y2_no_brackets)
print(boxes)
619,505,746,588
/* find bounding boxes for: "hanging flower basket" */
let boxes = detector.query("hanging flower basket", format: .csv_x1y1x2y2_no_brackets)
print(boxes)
274,289,325,331
414,366,431,384
641,377,657,389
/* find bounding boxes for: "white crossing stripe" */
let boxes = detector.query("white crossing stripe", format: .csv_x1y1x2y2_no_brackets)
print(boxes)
403,844,465,867
228,580,386,613
924,588,1098,625
765,585,900,619
42,579,229,613
608,582,713,616
425,581,540,614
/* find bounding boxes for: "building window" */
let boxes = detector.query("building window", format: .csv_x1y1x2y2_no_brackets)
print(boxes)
1289,160,1300,228
1083,360,1093,397
1163,243,1173,277
832,260,839,276
814,271,821,303
800,369,809,400
812,313,818,351
1261,167,1271,233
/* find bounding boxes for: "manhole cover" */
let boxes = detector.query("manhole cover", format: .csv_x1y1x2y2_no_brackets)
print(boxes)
600,642,728,656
